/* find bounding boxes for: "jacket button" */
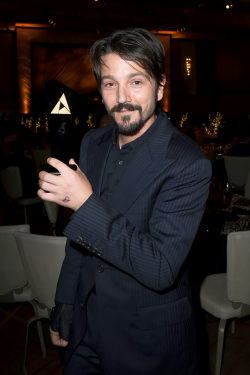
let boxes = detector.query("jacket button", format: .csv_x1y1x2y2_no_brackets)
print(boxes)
97,265,104,273
76,236,82,242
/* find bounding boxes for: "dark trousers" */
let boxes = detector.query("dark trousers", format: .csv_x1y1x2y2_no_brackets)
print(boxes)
63,292,104,375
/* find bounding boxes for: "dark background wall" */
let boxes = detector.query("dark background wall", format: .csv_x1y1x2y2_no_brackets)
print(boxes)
1,29,250,125
213,35,250,117
171,34,250,123
0,32,17,115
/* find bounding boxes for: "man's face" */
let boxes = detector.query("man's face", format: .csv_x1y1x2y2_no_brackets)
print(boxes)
100,53,164,136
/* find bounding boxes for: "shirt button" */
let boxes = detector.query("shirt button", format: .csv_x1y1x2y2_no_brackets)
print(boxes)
119,160,123,165
97,265,104,273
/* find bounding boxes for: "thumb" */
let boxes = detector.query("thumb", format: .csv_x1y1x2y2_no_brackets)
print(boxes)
69,158,79,171
69,158,76,165
61,339,69,347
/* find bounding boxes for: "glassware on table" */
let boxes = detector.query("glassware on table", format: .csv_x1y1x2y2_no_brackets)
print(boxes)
222,182,234,209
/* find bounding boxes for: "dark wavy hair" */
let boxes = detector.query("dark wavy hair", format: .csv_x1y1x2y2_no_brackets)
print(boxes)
90,28,165,90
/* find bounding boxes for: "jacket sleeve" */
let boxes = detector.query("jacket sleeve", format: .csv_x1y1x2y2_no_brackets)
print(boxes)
63,157,212,292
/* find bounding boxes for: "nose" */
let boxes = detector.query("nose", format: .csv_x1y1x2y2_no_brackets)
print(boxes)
116,84,131,104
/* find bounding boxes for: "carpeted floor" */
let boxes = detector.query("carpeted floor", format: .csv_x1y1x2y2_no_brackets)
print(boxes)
0,302,63,375
0,300,250,375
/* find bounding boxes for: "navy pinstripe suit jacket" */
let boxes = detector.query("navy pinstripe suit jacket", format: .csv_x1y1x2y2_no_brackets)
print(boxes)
55,112,212,374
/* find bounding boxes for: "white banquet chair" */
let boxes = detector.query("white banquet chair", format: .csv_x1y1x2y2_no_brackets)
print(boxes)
14,231,67,374
0,166,41,224
0,225,46,374
43,200,60,236
199,230,250,375
32,149,51,176
224,155,250,191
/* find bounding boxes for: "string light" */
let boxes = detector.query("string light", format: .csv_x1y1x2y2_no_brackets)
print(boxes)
28,117,33,130
204,112,223,135
48,19,56,25
87,114,95,128
186,58,191,76
45,116,49,132
179,113,188,128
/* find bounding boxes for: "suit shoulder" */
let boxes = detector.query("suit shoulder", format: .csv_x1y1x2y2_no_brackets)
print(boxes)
87,124,114,140
166,121,208,165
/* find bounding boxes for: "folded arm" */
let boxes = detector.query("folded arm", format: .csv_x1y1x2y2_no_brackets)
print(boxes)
64,158,211,291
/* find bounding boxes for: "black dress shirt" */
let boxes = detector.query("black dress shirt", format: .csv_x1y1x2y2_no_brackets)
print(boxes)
101,109,164,203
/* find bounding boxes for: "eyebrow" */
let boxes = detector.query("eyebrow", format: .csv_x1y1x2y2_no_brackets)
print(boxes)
101,72,151,84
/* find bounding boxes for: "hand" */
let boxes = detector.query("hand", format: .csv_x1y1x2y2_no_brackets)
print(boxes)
49,327,68,347
38,158,93,211
49,302,73,346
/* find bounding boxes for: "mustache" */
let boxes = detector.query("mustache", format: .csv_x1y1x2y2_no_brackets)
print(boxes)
110,103,142,113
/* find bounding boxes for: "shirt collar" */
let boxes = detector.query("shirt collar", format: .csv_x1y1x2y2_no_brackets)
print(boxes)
111,108,163,152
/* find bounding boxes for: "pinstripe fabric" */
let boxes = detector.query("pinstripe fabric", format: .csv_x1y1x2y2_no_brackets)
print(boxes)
55,113,212,374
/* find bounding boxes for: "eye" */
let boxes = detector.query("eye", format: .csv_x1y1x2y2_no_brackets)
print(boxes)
133,80,142,86
105,82,115,88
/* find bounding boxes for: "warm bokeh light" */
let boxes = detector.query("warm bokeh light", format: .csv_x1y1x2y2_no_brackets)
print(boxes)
162,97,169,113
186,57,191,76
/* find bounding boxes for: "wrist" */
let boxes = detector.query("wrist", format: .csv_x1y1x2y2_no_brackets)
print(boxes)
74,191,93,211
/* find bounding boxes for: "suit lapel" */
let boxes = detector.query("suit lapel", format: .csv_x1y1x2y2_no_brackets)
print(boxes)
86,115,175,214
109,116,175,214
86,128,112,195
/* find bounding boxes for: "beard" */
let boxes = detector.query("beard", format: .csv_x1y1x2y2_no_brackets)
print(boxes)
104,98,157,136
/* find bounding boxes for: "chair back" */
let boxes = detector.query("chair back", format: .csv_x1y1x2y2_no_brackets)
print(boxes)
224,156,250,188
244,171,250,199
43,200,60,224
0,166,23,199
0,225,30,295
227,230,250,305
14,232,66,309
32,150,51,175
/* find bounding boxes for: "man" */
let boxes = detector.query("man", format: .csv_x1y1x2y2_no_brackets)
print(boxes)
38,28,211,375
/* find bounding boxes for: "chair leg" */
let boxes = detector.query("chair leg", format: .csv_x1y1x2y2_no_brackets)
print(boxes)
215,319,227,375
37,320,46,358
231,320,236,334
23,315,46,375
28,300,46,358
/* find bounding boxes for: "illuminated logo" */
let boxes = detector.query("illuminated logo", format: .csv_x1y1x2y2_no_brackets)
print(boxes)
51,94,71,114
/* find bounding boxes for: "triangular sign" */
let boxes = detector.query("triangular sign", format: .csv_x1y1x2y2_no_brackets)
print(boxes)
51,93,71,114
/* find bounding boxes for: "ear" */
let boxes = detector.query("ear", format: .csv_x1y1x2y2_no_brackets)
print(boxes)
157,74,166,101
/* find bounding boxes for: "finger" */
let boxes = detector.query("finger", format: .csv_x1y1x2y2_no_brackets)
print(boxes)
39,171,59,185
37,189,58,202
49,328,63,346
47,157,72,175
38,180,58,194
